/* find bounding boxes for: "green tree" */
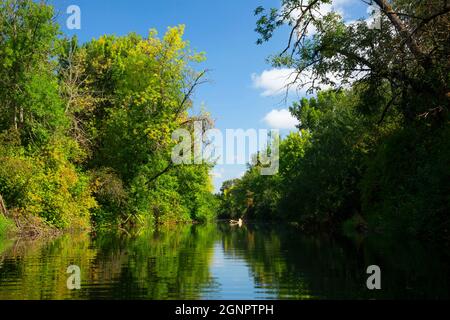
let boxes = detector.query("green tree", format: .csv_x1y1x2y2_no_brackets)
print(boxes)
0,0,66,146
56,27,217,228
255,0,449,123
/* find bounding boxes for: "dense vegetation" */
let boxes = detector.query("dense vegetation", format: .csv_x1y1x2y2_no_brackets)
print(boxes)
0,0,217,236
219,0,449,244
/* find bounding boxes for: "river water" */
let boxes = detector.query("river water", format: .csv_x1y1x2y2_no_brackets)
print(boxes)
0,222,449,299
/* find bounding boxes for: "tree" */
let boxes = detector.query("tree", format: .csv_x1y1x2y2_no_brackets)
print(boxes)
218,1,449,242
62,27,216,227
255,0,449,123
0,0,66,146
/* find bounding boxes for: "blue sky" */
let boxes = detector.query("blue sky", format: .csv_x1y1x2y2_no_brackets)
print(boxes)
49,0,369,192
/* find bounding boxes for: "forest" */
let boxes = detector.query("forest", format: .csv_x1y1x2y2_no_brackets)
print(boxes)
218,0,450,245
0,0,449,248
0,0,218,237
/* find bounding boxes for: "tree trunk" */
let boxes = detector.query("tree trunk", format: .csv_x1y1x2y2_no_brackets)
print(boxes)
373,0,425,62
0,194,9,218
14,107,18,130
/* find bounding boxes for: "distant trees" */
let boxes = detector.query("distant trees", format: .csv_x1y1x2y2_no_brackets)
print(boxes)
219,90,368,229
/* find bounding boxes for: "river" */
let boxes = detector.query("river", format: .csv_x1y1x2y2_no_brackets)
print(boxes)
0,222,449,299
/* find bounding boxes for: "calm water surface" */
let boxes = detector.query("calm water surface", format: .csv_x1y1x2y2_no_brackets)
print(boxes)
0,222,449,299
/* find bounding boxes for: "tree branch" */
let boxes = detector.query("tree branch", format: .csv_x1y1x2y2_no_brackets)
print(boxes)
0,194,9,218
373,0,426,62
145,163,173,186
175,70,208,118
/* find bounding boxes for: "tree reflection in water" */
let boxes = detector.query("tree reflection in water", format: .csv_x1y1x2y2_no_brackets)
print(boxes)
0,223,449,299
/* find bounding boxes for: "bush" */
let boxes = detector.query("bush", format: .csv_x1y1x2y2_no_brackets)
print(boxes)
0,135,97,230
0,214,15,239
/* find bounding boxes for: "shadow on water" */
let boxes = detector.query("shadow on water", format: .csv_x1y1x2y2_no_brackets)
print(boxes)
216,223,450,299
0,222,449,299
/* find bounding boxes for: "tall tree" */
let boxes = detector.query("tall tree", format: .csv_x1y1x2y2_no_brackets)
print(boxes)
255,0,449,123
0,0,65,146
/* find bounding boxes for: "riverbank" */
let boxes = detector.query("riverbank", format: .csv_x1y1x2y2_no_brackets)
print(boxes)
0,209,212,242
0,213,63,240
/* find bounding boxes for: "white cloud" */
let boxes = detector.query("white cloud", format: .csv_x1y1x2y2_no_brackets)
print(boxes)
251,2,365,98
252,67,343,97
251,68,299,97
263,109,299,130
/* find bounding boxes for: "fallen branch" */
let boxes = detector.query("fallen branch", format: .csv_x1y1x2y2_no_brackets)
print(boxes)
0,194,9,218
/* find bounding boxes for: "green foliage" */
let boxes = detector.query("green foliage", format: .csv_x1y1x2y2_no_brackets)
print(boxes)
174,164,218,223
0,1,217,234
219,165,282,221
0,214,15,238
75,28,215,227
220,87,449,242
0,0,66,146
219,0,449,244
255,0,449,123
0,133,97,229
361,124,450,242
220,90,370,227
282,91,368,225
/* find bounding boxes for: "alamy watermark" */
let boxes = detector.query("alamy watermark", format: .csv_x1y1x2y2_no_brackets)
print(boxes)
67,265,81,290
66,5,81,30
172,122,279,176
366,265,381,290
366,4,382,30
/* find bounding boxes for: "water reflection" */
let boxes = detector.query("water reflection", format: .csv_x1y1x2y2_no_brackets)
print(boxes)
0,223,449,299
